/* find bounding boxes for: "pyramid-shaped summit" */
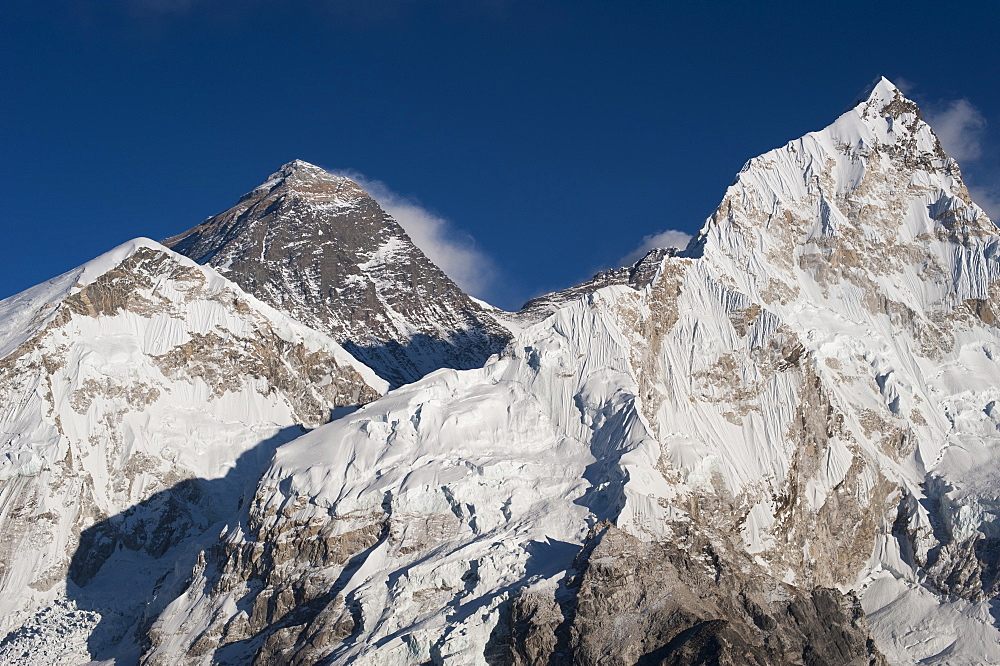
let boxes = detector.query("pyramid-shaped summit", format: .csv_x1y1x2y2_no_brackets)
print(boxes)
165,160,511,387
850,76,938,145
844,75,901,108
691,74,994,308
231,159,372,205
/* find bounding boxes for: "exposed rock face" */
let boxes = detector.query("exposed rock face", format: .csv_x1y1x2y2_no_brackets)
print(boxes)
503,524,885,666
142,492,388,665
164,160,511,387
0,240,384,661
510,247,675,326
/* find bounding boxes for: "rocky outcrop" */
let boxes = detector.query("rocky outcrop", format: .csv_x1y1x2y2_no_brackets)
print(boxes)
510,248,675,327
501,524,886,666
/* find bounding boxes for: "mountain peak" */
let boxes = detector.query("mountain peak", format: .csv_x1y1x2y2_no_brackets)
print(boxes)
165,160,511,387
243,159,369,204
272,158,343,183
283,158,321,171
850,76,900,106
851,76,923,126
689,74,992,317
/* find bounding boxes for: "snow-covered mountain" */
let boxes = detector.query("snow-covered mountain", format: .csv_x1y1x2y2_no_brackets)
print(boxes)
164,160,511,388
0,240,385,663
3,77,1000,665
133,77,1000,664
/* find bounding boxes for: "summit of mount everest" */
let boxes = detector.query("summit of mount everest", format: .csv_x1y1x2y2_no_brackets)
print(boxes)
163,159,511,388
2,77,1000,665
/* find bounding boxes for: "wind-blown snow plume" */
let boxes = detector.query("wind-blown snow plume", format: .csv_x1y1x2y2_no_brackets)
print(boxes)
969,185,1000,220
618,228,691,265
926,98,987,163
334,170,497,297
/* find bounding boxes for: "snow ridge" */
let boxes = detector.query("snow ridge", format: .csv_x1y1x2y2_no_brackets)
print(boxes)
122,79,1000,664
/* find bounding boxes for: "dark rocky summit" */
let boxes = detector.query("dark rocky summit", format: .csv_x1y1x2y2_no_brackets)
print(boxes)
165,160,510,387
510,248,675,327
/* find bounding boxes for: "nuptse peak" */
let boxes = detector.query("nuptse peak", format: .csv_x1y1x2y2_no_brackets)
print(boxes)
1,77,999,665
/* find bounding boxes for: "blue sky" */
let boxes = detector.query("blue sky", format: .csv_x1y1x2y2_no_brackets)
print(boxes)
2,0,999,310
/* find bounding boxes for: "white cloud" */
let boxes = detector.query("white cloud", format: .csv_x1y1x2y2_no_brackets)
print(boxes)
893,77,915,95
618,229,692,267
926,99,987,163
969,185,1000,222
334,171,497,297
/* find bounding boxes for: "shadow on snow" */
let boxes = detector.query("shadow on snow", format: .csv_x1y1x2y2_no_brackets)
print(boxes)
63,425,306,664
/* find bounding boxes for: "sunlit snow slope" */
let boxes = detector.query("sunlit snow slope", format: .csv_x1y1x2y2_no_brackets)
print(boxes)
132,79,1000,665
0,240,385,663
4,77,1000,666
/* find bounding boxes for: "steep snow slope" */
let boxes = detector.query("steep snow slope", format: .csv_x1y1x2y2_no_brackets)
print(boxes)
133,78,1000,664
0,240,385,663
164,160,510,387
688,78,1000,663
7,77,1000,665
141,285,884,665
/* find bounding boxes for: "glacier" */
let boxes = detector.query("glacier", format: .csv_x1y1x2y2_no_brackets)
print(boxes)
3,77,1000,664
